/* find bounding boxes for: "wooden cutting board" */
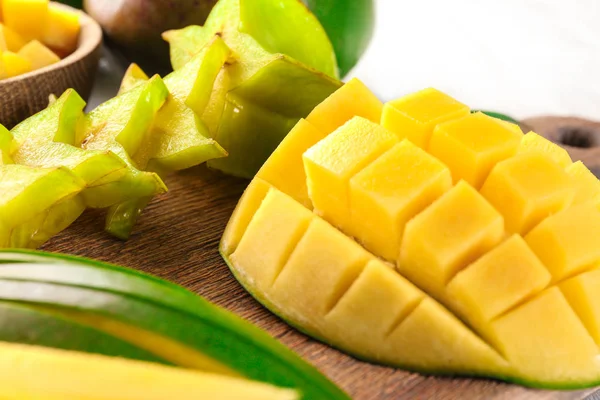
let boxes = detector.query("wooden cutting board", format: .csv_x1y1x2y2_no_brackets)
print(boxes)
42,165,599,400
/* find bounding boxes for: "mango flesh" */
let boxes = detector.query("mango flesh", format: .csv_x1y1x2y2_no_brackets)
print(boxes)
0,341,298,400
17,39,59,70
222,80,600,387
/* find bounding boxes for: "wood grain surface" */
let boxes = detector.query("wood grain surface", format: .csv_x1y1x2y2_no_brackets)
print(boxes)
42,165,599,400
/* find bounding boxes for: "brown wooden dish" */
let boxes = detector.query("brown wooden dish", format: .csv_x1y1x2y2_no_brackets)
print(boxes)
0,3,102,128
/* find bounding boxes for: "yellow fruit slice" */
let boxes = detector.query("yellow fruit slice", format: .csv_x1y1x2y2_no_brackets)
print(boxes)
17,39,59,70
223,83,600,387
2,0,48,41
381,87,470,148
1,51,31,78
41,3,80,55
0,23,26,52
0,341,298,400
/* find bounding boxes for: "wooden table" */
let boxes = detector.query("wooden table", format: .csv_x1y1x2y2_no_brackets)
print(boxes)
43,166,599,400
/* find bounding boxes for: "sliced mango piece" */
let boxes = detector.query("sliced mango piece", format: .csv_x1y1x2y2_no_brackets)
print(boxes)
303,116,398,230
349,140,452,261
271,216,371,327
2,51,31,78
306,78,382,133
567,161,600,205
491,287,599,384
448,234,551,323
325,260,423,354
387,298,509,375
481,152,574,235
0,341,298,400
381,87,469,148
41,3,79,55
17,39,59,70
221,178,271,255
230,188,313,291
0,23,26,52
517,131,572,167
398,181,504,299
428,112,522,188
525,203,600,283
257,119,325,208
2,0,48,41
561,268,600,345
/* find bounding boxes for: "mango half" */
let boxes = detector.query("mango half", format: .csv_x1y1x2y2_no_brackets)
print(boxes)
222,79,600,388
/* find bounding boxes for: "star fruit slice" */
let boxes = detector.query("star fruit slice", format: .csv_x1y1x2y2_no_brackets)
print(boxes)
105,36,231,239
164,0,342,178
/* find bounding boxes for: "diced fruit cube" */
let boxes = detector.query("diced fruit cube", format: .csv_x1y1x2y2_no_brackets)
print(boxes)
0,23,25,52
325,259,423,354
42,4,80,55
257,119,326,208
221,178,271,255
349,140,452,261
306,78,383,134
398,181,505,298
480,152,574,235
1,51,31,78
386,298,508,375
567,161,600,205
2,0,48,41
517,131,572,167
230,188,313,291
303,116,398,230
428,112,522,188
448,235,551,322
525,203,600,282
17,40,59,70
271,216,371,322
491,287,599,382
381,88,469,148
560,269,600,345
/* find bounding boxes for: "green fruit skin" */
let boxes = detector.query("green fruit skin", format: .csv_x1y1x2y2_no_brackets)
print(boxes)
0,250,350,400
0,302,168,364
304,0,375,77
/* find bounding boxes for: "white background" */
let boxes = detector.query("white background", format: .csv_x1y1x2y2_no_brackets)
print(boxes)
348,0,600,120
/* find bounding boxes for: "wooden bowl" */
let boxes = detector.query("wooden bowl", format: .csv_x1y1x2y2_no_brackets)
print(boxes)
0,3,102,128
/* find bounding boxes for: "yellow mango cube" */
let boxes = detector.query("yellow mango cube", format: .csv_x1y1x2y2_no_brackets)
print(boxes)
560,268,600,345
386,298,508,375
271,217,372,322
448,235,551,322
517,131,572,168
428,112,522,188
381,88,469,149
306,78,382,134
491,287,599,382
349,140,452,261
398,181,505,298
325,260,423,355
221,178,271,255
42,3,80,55
0,23,26,52
303,116,398,230
1,51,31,78
567,161,600,205
525,203,600,282
480,152,574,235
3,0,48,41
256,119,325,208
230,189,313,290
17,39,59,70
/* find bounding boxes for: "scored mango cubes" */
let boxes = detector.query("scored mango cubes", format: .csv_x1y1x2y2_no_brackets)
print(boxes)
223,80,600,387
381,87,469,148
